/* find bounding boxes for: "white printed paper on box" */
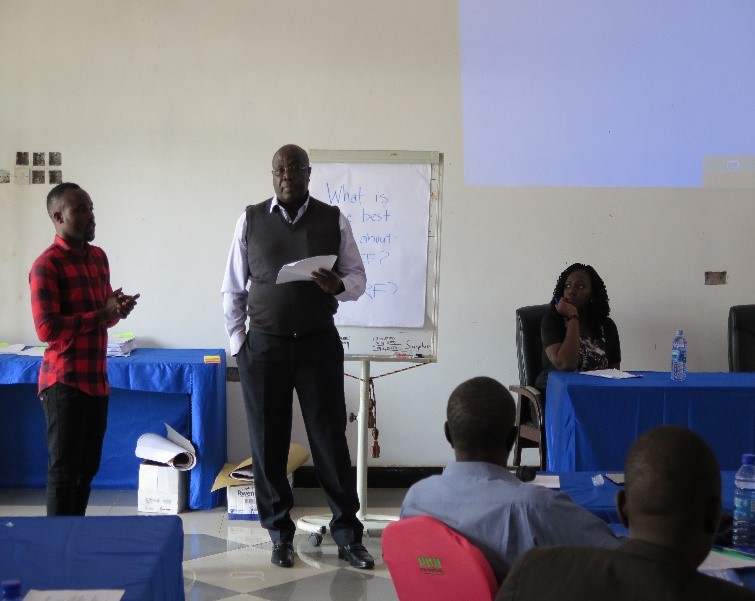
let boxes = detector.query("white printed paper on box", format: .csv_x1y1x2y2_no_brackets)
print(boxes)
226,475,293,521
227,483,259,520
137,462,187,514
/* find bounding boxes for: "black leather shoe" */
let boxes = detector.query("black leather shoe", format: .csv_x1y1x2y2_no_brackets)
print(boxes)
338,543,375,569
271,541,295,567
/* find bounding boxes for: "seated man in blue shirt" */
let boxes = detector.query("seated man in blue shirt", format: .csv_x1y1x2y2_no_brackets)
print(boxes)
400,376,619,582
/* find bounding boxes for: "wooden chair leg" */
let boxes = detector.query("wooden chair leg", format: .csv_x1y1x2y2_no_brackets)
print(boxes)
513,433,522,466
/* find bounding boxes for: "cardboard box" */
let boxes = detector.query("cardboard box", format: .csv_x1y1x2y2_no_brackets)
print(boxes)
137,460,188,515
227,482,259,520
212,444,309,521
226,474,294,521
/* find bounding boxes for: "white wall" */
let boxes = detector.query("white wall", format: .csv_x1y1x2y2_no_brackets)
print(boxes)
2,1,753,468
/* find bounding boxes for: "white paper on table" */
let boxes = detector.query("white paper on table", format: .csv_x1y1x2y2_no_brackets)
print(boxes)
581,368,640,379
135,423,196,470
700,547,755,570
0,343,25,354
276,255,337,284
24,590,124,601
17,346,47,356
532,475,560,489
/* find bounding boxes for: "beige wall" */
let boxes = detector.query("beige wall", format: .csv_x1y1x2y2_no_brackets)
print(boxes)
2,1,753,466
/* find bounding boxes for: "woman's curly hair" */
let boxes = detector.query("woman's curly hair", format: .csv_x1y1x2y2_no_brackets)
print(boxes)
551,263,611,326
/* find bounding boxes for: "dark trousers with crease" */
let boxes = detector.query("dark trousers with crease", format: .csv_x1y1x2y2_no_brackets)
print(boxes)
237,326,362,547
40,382,109,516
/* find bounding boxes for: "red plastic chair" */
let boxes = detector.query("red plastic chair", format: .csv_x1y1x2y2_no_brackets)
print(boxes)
382,516,499,601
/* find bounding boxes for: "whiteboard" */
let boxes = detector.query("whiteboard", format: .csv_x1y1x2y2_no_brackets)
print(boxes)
309,150,442,362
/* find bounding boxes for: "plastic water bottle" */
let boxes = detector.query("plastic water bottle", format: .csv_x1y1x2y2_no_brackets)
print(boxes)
733,453,755,553
0,580,22,601
670,329,687,381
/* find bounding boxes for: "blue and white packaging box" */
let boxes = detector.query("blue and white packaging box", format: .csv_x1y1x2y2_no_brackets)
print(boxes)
226,475,293,521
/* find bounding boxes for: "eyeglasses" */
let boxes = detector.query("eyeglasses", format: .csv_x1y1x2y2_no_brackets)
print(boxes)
271,165,309,178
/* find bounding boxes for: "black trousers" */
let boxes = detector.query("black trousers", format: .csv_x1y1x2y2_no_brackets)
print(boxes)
40,383,109,516
237,326,362,546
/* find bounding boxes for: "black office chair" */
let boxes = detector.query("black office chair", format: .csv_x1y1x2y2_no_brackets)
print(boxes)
728,305,755,372
509,304,550,470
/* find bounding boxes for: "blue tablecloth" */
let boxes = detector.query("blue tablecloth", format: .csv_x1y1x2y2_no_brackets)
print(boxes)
559,472,754,590
546,371,755,472
0,516,184,600
0,348,226,509
558,471,735,524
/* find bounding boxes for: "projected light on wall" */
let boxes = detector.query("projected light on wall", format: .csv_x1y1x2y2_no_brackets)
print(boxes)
459,0,755,188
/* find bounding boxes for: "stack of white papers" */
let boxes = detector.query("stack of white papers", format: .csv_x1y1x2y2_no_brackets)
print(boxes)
18,346,47,356
108,332,136,357
0,343,25,354
276,255,337,284
581,369,640,379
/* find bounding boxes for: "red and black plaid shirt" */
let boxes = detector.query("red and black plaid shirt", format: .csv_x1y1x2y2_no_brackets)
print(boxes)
30,235,117,396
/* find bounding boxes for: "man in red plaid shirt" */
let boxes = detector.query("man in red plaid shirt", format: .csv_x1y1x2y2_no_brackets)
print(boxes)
29,182,139,516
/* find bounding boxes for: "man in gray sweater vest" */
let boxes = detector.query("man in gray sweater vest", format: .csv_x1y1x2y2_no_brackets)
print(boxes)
221,144,373,569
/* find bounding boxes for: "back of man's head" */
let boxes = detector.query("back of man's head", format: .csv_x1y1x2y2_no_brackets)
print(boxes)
620,425,721,567
445,376,516,463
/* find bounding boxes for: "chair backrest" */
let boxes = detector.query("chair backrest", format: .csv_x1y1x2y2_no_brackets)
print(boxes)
383,516,499,601
515,304,551,387
729,305,755,372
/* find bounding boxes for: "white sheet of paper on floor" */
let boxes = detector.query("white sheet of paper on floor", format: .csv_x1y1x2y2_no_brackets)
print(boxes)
135,423,196,470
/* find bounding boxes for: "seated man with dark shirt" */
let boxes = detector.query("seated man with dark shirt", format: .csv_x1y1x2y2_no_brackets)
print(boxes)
400,376,619,582
497,425,755,601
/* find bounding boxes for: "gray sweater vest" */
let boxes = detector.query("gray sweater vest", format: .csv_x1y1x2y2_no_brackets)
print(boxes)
245,198,341,336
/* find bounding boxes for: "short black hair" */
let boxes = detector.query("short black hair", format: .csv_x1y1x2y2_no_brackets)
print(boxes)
551,262,611,325
624,425,720,522
446,376,516,454
272,144,309,167
46,182,81,214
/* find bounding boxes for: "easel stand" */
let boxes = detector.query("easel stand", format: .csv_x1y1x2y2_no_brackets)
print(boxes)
296,359,415,545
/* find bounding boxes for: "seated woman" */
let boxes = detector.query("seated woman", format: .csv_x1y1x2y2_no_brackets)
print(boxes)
535,263,621,392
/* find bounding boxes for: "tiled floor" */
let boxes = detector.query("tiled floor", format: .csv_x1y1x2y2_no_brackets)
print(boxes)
0,487,406,601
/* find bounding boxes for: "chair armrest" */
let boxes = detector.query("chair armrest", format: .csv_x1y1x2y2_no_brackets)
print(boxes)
509,385,544,428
